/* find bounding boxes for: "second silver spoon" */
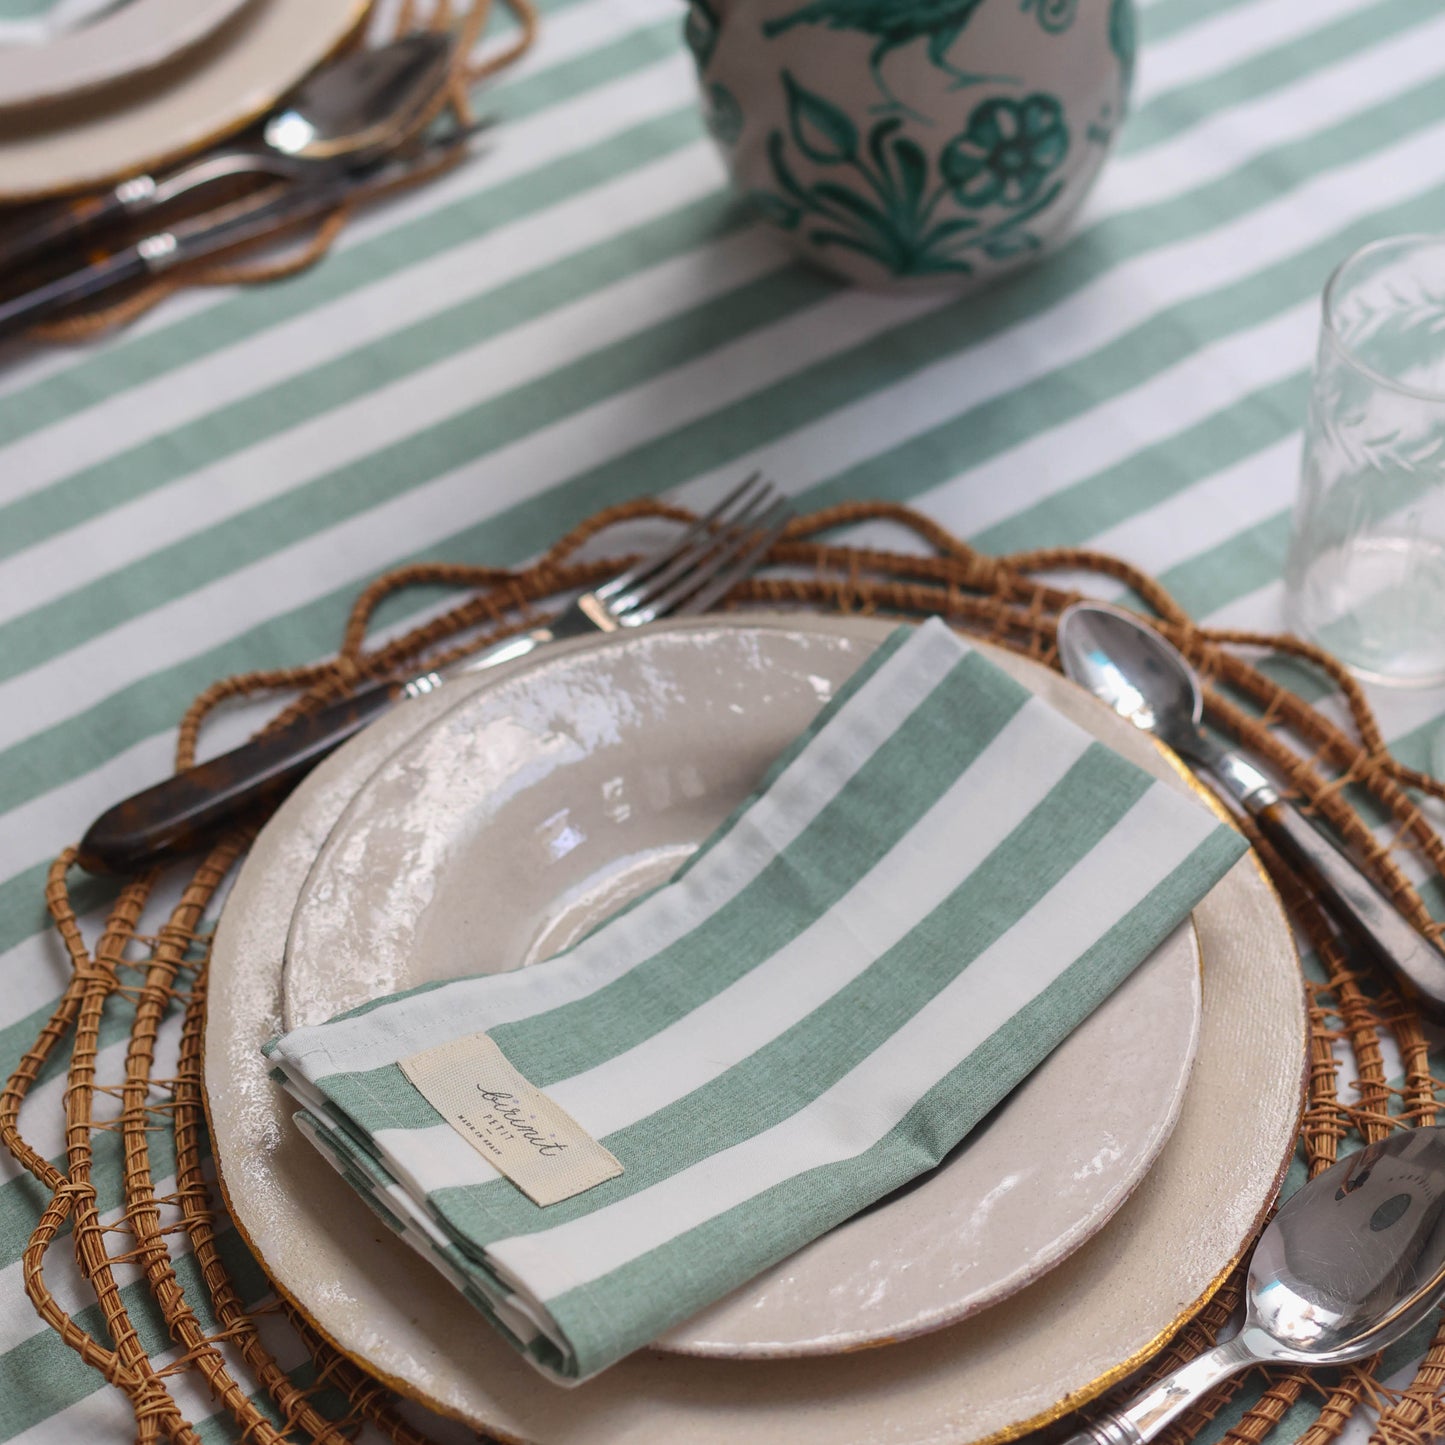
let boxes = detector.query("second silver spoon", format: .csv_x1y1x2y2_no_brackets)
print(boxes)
1057,600,1445,1021
1064,1126,1445,1445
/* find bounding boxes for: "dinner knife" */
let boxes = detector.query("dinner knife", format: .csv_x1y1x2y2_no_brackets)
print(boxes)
79,620,631,875
0,120,487,340
79,635,567,875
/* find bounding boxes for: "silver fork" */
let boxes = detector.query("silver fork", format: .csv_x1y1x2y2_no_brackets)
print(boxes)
451,472,790,679
76,476,792,875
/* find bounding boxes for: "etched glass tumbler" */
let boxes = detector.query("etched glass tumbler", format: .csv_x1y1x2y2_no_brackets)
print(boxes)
1284,235,1445,686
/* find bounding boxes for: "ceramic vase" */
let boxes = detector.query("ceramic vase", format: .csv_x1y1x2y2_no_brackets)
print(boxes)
685,0,1136,290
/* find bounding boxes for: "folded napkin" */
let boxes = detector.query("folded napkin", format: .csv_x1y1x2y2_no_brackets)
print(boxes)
268,617,1246,1383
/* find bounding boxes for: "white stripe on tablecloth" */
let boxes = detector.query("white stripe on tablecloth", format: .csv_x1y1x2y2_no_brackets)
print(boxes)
1135,0,1380,100
1089,439,1301,578
489,785,1217,1301
0,731,192,880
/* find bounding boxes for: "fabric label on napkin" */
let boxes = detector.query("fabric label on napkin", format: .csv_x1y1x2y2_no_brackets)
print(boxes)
399,1031,622,1207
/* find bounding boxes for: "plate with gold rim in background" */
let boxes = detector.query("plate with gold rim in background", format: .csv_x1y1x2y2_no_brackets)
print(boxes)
0,0,367,199
0,0,255,111
205,612,1308,1443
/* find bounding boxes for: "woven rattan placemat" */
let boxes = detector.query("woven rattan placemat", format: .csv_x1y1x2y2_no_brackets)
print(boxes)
4,499,1445,1444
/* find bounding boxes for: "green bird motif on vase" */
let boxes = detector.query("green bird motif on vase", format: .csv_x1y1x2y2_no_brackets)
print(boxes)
762,0,1004,116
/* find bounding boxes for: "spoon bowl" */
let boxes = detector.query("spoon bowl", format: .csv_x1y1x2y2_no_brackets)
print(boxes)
147,31,457,205
261,32,456,165
1057,600,1445,1023
1057,602,1205,750
1068,1128,1445,1445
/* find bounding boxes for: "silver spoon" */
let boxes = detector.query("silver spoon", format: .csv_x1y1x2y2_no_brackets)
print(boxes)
0,31,455,272
1064,1127,1445,1445
1057,601,1445,1022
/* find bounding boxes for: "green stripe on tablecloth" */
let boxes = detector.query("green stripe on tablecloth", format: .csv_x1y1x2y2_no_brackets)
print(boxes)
1119,0,1423,154
0,1,61,18
541,827,1243,1367
0,1230,265,1440
426,744,1157,1246
1165,513,1294,616
974,373,1307,555
0,870,127,990
191,1362,350,1445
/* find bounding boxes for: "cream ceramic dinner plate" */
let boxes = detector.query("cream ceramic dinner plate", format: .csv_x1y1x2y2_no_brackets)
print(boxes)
207,614,1308,1445
0,0,253,112
0,0,366,199
278,621,1204,1359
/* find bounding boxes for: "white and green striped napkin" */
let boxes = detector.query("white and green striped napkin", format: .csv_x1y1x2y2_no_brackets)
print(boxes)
268,618,1246,1383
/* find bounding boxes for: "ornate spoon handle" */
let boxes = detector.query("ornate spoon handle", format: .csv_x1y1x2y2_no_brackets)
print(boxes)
1061,1336,1255,1445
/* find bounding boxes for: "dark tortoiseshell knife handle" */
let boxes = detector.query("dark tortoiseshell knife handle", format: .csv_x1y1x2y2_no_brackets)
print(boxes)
0,187,134,274
76,679,403,875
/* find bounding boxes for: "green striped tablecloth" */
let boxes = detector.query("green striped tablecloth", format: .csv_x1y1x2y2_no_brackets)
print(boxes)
2,0,1444,1438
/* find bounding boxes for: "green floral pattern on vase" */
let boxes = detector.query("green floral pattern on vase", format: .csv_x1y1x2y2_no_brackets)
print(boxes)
684,0,720,68
940,94,1067,208
762,72,1068,279
1109,0,1136,104
683,0,1133,289
704,82,745,146
1021,0,1077,32
761,0,994,114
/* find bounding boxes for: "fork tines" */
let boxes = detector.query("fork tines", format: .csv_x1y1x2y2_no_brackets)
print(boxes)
604,474,792,626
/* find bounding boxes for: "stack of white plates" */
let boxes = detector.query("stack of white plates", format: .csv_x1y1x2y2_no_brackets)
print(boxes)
207,612,1310,1444
0,0,366,200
